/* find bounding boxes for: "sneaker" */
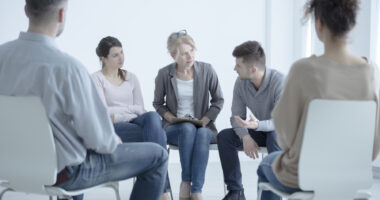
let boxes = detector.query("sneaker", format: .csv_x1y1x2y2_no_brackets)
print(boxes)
222,190,246,200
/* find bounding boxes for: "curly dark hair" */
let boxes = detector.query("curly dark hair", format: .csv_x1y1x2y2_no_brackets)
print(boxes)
96,36,126,81
304,0,359,37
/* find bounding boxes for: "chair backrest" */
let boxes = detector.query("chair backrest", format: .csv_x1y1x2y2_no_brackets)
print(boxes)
0,96,57,194
298,99,376,199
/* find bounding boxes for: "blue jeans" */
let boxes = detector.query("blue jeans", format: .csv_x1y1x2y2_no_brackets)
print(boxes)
114,111,170,192
56,143,168,200
257,151,301,200
114,112,167,147
166,122,213,193
217,128,281,191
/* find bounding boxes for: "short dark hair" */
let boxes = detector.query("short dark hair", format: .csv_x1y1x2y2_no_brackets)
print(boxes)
304,0,359,37
96,36,126,81
232,41,266,70
25,0,67,23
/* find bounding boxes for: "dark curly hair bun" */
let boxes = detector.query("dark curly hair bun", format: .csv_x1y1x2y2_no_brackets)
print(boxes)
305,0,359,37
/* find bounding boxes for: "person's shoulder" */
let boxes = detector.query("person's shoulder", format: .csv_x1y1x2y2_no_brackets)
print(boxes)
157,63,174,75
91,70,103,80
291,56,319,72
196,61,213,70
268,68,284,80
125,70,139,81
49,52,91,80
0,39,17,50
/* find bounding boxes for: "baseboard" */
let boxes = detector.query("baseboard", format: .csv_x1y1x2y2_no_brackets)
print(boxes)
373,166,380,179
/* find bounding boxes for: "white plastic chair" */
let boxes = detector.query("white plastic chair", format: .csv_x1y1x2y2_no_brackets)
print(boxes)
0,96,120,200
258,99,376,200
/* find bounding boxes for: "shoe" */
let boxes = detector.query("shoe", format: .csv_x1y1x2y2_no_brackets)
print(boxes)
190,193,202,200
222,190,246,200
160,192,171,200
179,181,191,200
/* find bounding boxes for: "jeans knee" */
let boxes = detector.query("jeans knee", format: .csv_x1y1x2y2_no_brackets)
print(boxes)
145,111,160,119
217,129,234,145
197,128,212,142
143,111,162,124
181,122,197,132
149,143,169,163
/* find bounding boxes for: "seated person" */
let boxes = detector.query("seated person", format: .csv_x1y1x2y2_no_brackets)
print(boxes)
218,40,284,200
91,36,170,200
257,0,380,199
0,1,168,200
153,30,224,200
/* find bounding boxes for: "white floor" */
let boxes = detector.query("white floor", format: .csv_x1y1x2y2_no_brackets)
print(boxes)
1,152,379,200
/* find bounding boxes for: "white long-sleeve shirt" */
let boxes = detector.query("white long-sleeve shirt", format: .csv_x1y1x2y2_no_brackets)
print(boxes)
0,32,119,172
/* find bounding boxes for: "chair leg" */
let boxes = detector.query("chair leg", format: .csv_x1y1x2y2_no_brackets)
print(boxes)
107,182,121,200
58,195,73,200
0,188,13,200
257,186,263,200
49,196,54,200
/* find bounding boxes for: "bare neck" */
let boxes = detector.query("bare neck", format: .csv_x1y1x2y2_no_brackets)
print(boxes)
250,70,265,90
101,67,120,79
320,35,362,65
27,22,57,39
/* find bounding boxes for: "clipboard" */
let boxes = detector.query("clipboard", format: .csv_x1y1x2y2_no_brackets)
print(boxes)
170,116,203,127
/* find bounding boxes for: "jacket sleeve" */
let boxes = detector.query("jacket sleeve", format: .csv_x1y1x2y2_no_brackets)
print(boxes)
153,69,170,116
204,65,224,121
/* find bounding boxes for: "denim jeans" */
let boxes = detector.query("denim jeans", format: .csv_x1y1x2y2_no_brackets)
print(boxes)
257,151,301,200
166,122,213,193
56,143,168,200
113,111,170,192
217,128,281,191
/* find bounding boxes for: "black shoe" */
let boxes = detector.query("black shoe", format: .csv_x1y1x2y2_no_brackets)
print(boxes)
222,190,246,200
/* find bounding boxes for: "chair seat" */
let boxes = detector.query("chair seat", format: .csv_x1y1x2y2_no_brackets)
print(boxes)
258,183,314,199
354,190,372,199
44,182,119,197
168,143,218,150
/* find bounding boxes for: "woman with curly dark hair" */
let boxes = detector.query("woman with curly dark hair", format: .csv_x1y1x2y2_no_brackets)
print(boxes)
254,0,380,199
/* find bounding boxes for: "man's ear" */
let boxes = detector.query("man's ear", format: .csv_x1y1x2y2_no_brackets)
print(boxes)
316,18,324,34
170,52,177,60
24,5,30,18
250,65,257,74
58,7,65,23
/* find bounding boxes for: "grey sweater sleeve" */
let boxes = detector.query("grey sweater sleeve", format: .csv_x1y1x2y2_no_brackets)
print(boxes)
231,79,249,138
256,71,284,132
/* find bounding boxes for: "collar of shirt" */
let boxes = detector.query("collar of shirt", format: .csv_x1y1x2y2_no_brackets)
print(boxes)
19,31,58,49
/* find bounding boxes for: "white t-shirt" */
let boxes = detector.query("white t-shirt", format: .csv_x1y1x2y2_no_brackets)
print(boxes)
176,78,195,118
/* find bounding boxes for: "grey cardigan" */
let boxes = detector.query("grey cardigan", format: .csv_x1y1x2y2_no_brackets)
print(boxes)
153,61,224,139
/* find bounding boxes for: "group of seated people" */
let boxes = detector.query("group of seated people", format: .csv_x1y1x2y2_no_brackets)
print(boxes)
0,0,379,200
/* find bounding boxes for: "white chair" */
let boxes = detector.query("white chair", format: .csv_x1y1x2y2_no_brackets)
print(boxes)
0,96,121,200
258,99,376,200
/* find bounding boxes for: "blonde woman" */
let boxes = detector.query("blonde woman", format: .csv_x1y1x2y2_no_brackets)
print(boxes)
153,30,224,200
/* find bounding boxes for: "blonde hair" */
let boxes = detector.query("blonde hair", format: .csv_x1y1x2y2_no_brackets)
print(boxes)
167,30,196,55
